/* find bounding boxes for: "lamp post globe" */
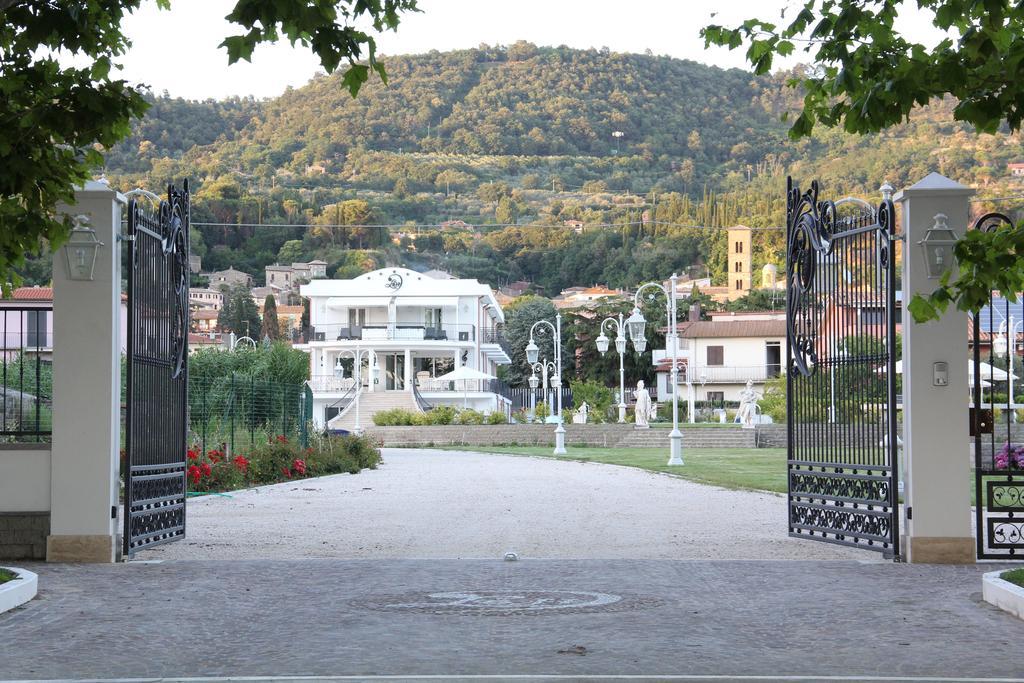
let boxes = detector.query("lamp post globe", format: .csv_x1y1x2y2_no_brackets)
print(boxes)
626,308,647,351
596,333,610,355
528,373,539,390
526,339,540,365
995,333,1008,358
615,334,627,356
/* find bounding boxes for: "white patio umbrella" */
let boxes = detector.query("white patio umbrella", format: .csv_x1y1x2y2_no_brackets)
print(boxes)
433,365,497,408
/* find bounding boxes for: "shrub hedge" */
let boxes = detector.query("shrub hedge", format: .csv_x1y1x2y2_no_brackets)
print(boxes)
186,432,381,493
373,407,508,426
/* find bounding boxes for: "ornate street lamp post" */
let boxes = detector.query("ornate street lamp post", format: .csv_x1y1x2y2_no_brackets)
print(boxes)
629,274,683,465
528,358,555,422
596,313,628,423
526,313,566,454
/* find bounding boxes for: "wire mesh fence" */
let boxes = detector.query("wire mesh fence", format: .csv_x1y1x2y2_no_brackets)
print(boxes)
188,375,310,456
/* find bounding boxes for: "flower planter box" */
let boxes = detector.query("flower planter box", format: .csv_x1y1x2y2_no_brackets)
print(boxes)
982,570,1024,620
0,567,38,615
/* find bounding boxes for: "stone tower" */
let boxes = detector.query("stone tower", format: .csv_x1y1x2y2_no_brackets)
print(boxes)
726,225,752,301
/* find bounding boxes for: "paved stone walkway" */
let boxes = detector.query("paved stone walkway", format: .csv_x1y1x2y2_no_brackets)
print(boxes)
1,559,1021,680
139,449,859,561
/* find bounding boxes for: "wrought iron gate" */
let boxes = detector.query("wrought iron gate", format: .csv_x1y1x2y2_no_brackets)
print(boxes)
123,183,190,558
785,178,901,558
971,212,1024,559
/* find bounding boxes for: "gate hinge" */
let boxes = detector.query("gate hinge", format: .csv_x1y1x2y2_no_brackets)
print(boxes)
906,506,912,520
111,505,118,519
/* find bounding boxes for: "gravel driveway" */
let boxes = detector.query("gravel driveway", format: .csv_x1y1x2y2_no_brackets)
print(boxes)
140,448,861,561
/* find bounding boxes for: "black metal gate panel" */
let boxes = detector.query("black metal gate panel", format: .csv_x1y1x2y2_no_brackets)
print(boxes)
123,183,190,558
972,212,1024,559
786,178,901,558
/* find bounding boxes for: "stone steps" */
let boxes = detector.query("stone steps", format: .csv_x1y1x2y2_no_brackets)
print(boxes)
331,391,421,431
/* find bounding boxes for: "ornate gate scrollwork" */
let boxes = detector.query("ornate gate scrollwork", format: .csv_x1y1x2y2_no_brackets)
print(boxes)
971,212,1024,560
786,177,900,559
123,182,190,558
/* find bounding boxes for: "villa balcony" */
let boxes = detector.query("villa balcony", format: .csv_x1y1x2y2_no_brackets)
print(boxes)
301,322,478,344
676,365,783,384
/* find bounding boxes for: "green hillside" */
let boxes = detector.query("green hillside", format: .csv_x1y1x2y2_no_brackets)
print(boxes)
85,43,1024,294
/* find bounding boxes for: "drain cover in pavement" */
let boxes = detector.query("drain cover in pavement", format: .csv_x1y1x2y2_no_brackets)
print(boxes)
352,590,662,616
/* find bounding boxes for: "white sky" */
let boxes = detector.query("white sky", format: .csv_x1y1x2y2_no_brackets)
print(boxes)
115,0,945,100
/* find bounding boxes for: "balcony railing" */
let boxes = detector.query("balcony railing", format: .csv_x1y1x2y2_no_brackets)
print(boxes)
308,375,363,393
302,322,477,343
675,365,782,384
480,326,511,356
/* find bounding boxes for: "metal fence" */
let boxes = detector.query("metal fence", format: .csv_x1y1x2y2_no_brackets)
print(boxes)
1,305,52,442
188,374,310,456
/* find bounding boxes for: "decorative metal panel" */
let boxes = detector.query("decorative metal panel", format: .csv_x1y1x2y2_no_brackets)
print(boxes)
785,178,900,559
972,212,1024,560
123,182,190,558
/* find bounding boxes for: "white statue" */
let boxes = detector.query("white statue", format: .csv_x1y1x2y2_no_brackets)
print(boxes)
735,379,760,429
572,401,589,424
633,380,652,429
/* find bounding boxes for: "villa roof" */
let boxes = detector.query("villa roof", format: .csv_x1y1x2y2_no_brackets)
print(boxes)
300,267,504,322
679,320,787,339
11,286,53,301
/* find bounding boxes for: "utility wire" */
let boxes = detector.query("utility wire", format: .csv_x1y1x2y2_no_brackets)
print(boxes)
191,219,787,231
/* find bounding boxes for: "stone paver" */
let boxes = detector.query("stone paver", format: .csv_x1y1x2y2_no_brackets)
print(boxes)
0,559,1021,680
139,448,860,561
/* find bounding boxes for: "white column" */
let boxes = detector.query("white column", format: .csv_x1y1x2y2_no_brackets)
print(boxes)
48,181,123,562
404,348,412,392
894,172,975,563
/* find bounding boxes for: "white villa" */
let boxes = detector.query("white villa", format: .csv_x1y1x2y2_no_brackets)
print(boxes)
296,267,512,430
652,310,786,405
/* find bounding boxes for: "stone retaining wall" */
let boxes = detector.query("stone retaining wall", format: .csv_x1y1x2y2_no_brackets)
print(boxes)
366,424,758,449
0,512,49,561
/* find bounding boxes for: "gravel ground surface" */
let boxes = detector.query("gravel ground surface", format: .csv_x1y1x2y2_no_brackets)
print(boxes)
141,448,862,561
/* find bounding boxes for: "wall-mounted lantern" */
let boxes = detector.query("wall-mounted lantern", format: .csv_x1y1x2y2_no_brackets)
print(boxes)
918,213,960,279
64,214,104,281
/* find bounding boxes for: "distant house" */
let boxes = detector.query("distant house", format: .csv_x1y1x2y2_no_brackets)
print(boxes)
563,219,585,234
189,287,224,312
651,311,787,403
192,310,220,333
203,267,253,291
250,286,287,307
1008,162,1024,177
264,260,328,290
1,286,128,360
552,285,628,310
439,220,472,230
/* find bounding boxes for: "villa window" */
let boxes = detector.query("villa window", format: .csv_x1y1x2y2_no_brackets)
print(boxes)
706,391,725,404
706,345,724,366
26,310,47,349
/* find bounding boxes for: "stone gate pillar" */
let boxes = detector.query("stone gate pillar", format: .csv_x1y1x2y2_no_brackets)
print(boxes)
47,181,124,562
894,173,975,563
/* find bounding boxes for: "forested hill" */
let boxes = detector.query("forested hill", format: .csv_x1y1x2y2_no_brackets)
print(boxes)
91,43,1024,295
106,44,787,174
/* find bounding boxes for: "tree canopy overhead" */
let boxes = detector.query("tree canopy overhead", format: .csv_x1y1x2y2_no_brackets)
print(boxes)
703,0,1024,320
702,0,1024,138
0,0,418,291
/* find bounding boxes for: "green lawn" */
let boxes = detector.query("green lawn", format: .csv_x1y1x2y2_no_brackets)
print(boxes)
439,445,1000,505
1003,568,1024,588
454,446,789,494
0,568,16,585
